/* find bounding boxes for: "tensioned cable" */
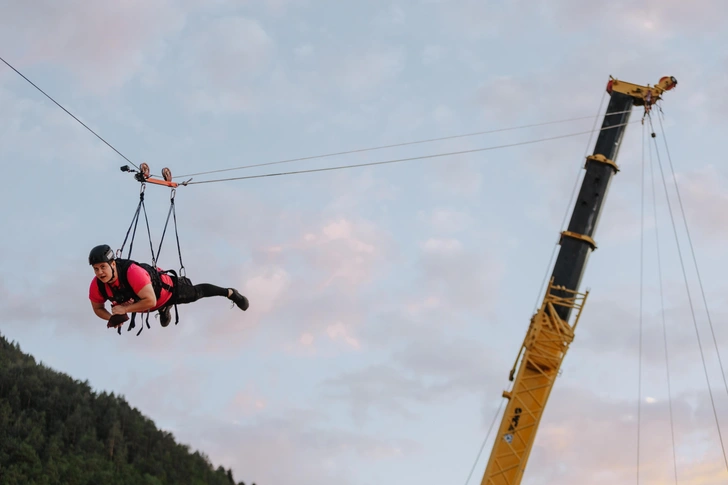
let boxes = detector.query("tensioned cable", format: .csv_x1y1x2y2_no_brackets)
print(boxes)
1,53,634,188
637,122,645,485
655,113,728,398
186,121,639,185
463,397,507,485
175,110,632,179
0,55,139,170
648,121,679,485
647,113,728,471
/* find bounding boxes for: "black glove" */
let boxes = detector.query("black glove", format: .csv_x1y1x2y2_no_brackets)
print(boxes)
107,314,129,328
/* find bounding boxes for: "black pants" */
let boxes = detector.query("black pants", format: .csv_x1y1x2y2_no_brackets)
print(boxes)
173,276,228,305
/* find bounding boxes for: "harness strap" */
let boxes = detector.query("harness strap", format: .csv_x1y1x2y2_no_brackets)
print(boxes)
119,184,156,264
108,181,187,336
160,269,181,326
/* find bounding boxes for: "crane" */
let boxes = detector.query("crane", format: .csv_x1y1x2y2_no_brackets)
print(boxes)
480,74,678,485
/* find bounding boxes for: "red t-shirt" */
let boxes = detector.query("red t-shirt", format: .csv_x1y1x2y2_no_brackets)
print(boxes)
89,263,174,312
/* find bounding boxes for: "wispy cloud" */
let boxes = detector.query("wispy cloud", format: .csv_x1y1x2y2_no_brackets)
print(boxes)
526,385,728,484
0,0,187,94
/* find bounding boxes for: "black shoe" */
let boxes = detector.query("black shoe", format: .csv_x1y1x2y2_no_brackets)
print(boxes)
228,289,249,311
159,306,172,327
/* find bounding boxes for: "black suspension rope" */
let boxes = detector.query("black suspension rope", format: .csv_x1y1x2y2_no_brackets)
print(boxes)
155,188,186,276
117,184,157,265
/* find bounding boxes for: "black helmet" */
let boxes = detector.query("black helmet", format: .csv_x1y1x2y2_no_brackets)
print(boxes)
89,244,115,265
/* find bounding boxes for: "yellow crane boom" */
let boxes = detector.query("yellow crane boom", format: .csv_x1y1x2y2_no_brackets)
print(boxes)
480,75,677,485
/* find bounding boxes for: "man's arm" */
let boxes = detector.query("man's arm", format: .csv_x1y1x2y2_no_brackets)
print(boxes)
111,284,157,315
91,300,112,321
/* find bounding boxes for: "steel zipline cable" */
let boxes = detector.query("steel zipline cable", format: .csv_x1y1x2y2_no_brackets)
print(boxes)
184,120,640,185
1,53,634,187
0,55,140,171
174,109,633,179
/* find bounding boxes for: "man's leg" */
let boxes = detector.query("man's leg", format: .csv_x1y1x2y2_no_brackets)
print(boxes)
195,284,249,311
179,282,249,311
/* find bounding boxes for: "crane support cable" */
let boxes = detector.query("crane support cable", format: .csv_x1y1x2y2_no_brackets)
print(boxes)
0,55,139,171
648,121,679,485
648,112,728,471
655,113,728,398
637,122,646,484
463,396,508,485
175,109,632,179
185,120,640,186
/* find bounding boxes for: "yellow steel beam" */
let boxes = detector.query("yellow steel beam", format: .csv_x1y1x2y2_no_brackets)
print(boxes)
607,75,677,106
480,280,589,485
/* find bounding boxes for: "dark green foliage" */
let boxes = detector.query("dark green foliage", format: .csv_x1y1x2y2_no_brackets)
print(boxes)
0,334,254,485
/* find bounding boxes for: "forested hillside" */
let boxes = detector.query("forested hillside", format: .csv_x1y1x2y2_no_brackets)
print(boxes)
0,333,253,485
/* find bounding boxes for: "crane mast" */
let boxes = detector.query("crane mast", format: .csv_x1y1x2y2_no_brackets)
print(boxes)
480,75,678,485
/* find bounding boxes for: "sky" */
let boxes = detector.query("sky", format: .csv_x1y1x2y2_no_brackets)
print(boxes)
1,1,728,484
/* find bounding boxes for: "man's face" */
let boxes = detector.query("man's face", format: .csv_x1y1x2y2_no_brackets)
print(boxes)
92,261,115,283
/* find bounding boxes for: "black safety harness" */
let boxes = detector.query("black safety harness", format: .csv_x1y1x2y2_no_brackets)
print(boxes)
105,182,187,336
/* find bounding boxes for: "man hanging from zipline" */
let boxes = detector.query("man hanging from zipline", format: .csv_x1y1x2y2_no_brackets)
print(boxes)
88,244,249,331
88,162,249,334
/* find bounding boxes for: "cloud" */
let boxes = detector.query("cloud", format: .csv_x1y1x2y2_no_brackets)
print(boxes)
415,236,505,312
667,165,728,242
536,0,728,40
169,408,419,485
373,4,406,27
176,208,396,354
437,0,516,40
255,0,310,15
225,389,268,418
243,265,292,316
0,0,187,94
0,260,100,336
324,302,506,423
523,385,728,484
121,363,208,422
323,358,495,424
178,15,275,114
333,45,406,97
421,45,446,65
326,322,361,350
0,84,122,172
417,208,473,233
425,153,484,196
294,43,315,61
301,218,382,288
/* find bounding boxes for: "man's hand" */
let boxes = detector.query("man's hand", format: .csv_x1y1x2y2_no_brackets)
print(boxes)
116,284,157,314
107,314,129,328
111,304,128,315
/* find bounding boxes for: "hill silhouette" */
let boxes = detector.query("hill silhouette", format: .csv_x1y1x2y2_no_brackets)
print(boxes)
0,332,254,485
